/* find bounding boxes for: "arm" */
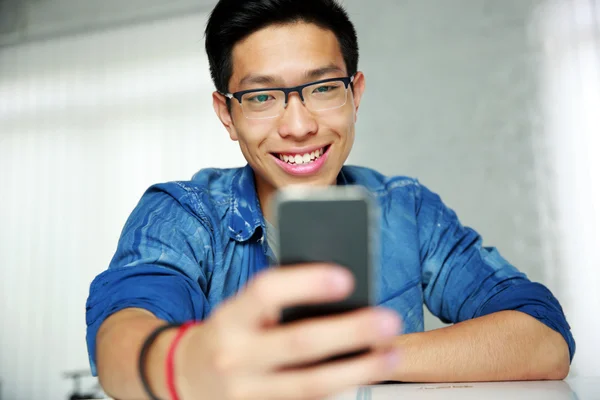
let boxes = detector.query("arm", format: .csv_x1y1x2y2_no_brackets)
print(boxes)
86,186,209,398
402,182,574,382
96,308,173,399
89,184,402,400
391,310,569,382
98,267,405,400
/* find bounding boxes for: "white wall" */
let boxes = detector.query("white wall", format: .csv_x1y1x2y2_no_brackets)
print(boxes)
0,1,598,398
0,13,245,400
536,0,600,378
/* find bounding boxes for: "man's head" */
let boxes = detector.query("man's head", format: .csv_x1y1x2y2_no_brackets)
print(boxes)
205,0,365,204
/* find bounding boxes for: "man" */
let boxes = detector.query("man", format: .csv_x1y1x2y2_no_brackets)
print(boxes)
86,1,575,399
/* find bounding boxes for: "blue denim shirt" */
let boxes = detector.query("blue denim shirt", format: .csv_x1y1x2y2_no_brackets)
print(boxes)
86,164,575,375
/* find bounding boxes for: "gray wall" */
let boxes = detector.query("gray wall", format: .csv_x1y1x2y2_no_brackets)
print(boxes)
343,0,546,329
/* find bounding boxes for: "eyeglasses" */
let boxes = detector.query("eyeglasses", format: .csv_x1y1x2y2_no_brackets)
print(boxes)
223,76,355,120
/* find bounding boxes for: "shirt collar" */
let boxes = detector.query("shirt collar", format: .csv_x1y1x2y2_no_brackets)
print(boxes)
227,164,351,242
227,164,265,242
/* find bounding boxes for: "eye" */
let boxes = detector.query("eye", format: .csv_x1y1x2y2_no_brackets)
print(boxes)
313,85,335,93
248,94,273,103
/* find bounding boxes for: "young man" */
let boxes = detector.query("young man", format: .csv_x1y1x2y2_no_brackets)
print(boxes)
87,1,575,399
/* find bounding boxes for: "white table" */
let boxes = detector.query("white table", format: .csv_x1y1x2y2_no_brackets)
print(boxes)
95,377,599,399
328,377,599,399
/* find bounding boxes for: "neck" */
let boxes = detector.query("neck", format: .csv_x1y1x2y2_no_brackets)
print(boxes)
255,178,277,226
255,173,344,225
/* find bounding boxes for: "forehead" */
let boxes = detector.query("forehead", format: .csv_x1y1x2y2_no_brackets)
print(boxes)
230,22,347,89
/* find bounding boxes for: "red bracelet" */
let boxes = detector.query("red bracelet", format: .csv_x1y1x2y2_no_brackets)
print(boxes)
166,321,198,400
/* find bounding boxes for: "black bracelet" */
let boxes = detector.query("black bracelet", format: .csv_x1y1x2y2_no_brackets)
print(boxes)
138,323,182,400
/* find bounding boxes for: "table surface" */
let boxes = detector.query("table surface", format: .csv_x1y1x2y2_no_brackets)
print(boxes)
326,377,599,400
96,377,600,399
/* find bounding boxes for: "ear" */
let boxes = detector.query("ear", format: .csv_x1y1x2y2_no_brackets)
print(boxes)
213,91,238,141
350,72,366,123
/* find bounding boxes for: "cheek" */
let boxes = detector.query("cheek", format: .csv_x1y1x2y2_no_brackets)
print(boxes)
322,110,355,139
235,123,273,152
345,107,357,139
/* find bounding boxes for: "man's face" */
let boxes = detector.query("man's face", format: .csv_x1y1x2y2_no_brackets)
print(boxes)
213,22,365,197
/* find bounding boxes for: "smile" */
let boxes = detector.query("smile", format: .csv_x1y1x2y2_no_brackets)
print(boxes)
276,146,328,165
271,145,331,176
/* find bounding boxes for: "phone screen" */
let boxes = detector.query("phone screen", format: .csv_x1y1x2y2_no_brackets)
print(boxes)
275,187,376,324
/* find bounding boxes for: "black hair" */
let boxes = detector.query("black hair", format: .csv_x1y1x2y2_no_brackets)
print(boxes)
204,0,359,94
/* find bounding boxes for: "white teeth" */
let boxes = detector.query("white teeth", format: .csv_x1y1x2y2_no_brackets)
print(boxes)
278,147,327,165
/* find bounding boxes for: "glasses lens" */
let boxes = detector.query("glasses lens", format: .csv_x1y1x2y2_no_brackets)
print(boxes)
239,80,349,119
303,80,348,112
241,90,285,119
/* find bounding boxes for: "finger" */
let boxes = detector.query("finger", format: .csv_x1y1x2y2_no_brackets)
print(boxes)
239,348,401,400
224,264,354,326
248,307,402,370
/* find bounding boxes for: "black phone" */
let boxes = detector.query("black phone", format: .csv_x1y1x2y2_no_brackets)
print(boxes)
273,185,378,325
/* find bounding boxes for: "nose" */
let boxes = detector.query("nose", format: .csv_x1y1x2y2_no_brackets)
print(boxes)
277,92,318,140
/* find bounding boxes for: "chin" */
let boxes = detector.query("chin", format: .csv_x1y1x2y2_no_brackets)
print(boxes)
278,172,338,189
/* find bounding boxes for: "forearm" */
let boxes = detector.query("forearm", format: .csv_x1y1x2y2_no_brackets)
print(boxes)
390,310,570,382
96,308,176,400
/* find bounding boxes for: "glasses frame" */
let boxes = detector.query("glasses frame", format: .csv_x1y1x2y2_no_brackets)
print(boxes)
222,75,355,119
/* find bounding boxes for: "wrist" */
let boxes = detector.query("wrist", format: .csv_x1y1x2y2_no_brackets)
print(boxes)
170,322,203,400
139,324,181,400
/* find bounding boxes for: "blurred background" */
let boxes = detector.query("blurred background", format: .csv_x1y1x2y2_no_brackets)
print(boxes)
0,0,599,398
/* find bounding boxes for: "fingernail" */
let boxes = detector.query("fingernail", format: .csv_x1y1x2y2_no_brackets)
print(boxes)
379,312,401,337
329,269,352,292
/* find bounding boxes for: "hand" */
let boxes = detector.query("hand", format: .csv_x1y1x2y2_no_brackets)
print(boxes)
176,264,402,400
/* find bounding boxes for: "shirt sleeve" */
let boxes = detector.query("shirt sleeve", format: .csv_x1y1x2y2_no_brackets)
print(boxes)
415,181,575,361
85,185,211,376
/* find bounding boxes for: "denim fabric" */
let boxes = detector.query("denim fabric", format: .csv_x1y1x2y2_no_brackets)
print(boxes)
86,164,574,375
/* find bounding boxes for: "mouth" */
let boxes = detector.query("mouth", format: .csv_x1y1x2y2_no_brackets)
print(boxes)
270,145,332,176
272,145,331,166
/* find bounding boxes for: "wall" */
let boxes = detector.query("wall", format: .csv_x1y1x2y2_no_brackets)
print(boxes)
0,12,245,400
0,1,597,398
536,0,600,378
344,0,551,331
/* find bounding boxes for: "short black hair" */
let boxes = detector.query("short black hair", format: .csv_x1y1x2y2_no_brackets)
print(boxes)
204,0,359,94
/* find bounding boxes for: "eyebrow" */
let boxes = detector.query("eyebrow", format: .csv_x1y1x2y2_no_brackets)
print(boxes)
237,65,345,88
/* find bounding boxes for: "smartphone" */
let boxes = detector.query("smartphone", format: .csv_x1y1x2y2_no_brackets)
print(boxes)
273,185,379,325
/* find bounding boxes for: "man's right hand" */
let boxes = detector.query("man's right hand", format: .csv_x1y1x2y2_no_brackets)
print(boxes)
176,264,402,400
